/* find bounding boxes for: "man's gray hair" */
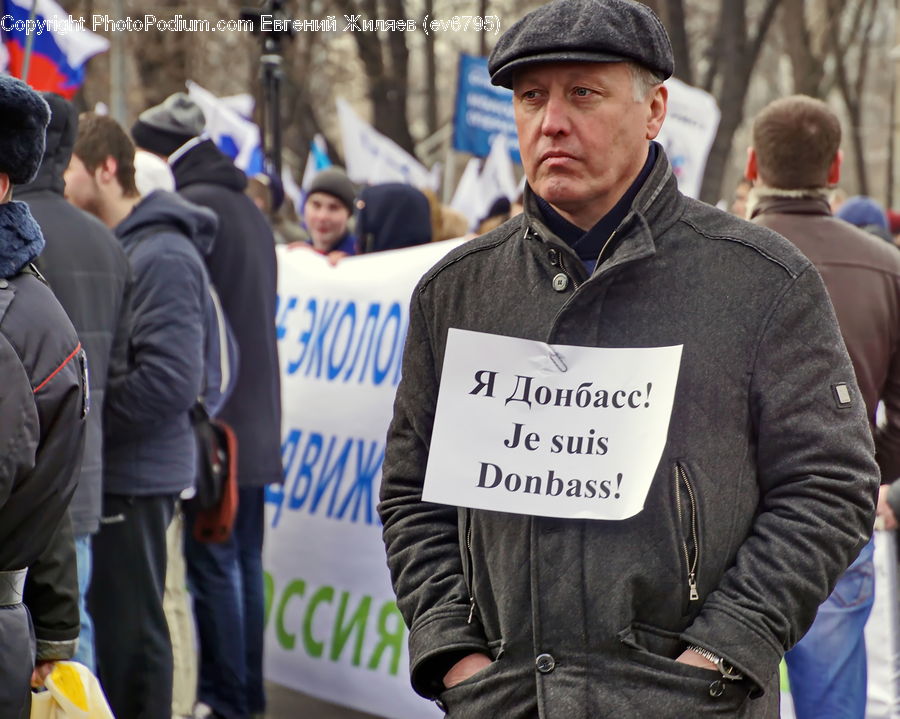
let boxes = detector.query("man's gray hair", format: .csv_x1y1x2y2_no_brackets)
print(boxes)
629,63,664,101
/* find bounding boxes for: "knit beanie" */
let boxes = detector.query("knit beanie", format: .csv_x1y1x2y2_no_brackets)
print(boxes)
306,167,356,212
0,75,51,184
836,195,889,231
131,92,205,157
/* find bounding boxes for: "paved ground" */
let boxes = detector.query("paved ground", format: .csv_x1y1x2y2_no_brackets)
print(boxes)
266,682,383,719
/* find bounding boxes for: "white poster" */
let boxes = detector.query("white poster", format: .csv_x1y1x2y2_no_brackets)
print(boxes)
424,330,683,521
656,78,720,199
263,242,462,719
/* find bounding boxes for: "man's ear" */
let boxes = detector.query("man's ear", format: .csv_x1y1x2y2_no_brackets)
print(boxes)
96,156,118,185
0,173,10,203
827,150,842,185
745,147,758,182
645,84,668,140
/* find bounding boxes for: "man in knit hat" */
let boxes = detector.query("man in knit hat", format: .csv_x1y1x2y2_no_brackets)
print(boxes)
378,1,878,717
132,93,282,719
302,166,358,258
0,75,87,717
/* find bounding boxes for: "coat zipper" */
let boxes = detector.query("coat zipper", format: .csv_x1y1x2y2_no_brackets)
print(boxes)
462,508,476,624
674,463,700,602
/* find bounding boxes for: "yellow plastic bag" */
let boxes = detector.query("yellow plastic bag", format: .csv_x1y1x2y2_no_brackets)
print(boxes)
30,662,115,719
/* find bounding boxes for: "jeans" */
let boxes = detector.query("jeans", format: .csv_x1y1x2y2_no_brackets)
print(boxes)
72,533,95,673
185,486,266,719
785,539,875,719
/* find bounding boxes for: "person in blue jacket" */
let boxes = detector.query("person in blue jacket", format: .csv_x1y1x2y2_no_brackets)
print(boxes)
65,111,215,719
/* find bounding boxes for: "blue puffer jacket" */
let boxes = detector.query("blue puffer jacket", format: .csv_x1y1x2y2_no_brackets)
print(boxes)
103,190,216,496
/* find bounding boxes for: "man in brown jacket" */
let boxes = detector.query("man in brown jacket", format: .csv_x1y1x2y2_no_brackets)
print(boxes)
748,94,899,719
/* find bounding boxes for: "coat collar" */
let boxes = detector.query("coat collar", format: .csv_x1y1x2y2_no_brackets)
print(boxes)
521,143,684,278
747,187,832,221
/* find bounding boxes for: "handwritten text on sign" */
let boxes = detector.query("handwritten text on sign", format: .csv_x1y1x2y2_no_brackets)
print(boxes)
423,330,683,521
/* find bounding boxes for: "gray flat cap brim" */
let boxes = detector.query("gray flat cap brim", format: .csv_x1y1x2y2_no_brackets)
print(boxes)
491,50,634,88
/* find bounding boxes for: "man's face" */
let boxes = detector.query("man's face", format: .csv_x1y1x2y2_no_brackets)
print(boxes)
513,62,666,229
63,154,102,216
304,192,351,252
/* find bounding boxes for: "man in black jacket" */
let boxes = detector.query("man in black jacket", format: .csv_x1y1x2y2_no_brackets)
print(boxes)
0,75,87,717
17,92,131,675
132,93,282,719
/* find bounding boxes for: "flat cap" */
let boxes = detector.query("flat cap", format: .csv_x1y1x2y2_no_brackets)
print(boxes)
0,74,51,185
489,0,674,89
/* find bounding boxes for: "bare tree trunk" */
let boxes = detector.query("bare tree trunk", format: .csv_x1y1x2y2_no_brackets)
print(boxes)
826,0,874,195
424,0,437,136
332,0,416,155
700,0,782,204
781,0,825,95
661,0,693,85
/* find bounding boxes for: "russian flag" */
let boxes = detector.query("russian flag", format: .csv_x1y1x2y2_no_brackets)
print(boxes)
1,0,108,98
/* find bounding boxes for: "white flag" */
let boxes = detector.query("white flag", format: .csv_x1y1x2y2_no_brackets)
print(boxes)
336,98,437,190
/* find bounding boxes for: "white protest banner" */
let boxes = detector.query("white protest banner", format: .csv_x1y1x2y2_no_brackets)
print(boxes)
655,78,720,199
424,330,682,521
263,242,462,719
336,98,438,190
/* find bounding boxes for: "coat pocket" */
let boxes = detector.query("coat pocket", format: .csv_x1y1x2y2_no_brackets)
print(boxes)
617,622,752,714
674,461,701,615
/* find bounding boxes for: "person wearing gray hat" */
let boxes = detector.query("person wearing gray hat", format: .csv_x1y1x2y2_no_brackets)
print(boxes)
302,167,358,258
379,1,878,717
0,75,87,714
131,92,206,158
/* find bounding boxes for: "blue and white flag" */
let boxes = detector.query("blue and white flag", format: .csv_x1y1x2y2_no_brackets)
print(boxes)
187,80,264,176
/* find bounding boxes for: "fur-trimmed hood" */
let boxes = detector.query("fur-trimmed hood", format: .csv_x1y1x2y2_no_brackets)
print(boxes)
0,201,45,278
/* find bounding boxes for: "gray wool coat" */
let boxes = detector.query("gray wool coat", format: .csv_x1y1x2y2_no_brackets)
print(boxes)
379,148,879,719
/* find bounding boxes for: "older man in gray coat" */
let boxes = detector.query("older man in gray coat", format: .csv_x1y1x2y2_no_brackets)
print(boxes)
378,1,880,718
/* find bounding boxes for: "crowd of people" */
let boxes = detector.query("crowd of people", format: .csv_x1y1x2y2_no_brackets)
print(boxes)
4,0,900,717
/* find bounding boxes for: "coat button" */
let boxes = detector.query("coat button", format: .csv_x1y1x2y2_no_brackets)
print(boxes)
708,680,725,697
0,279,7,289
535,653,556,673
552,273,569,292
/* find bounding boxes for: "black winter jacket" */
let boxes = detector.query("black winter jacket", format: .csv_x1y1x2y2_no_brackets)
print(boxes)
172,140,283,487
0,200,86,708
17,92,131,535
379,150,879,718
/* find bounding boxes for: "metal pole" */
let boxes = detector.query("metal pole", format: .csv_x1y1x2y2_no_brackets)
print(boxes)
110,0,126,123
21,0,38,82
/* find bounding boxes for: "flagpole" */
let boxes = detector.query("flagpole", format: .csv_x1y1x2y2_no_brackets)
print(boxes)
20,0,38,82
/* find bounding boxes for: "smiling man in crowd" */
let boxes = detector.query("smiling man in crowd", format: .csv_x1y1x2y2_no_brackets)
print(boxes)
302,167,357,260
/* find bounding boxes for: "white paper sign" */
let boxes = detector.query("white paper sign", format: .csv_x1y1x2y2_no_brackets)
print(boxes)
424,330,683,521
